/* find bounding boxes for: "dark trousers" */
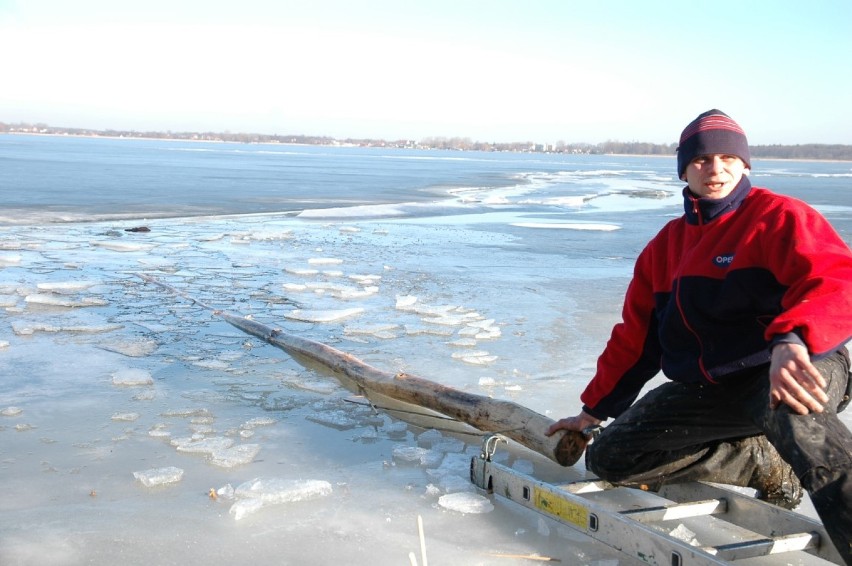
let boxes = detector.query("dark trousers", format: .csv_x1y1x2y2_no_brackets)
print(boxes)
586,350,852,564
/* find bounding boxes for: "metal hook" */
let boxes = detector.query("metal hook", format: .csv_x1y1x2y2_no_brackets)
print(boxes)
480,434,507,461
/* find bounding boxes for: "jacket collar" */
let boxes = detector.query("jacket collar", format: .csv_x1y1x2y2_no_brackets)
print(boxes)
683,175,752,225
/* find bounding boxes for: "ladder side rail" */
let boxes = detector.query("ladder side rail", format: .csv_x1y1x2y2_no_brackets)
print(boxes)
472,457,734,566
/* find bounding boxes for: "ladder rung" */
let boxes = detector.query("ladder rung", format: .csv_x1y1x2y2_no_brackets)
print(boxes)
559,480,612,494
706,531,820,561
620,498,726,522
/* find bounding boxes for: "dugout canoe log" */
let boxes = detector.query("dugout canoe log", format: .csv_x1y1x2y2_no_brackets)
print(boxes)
137,274,587,466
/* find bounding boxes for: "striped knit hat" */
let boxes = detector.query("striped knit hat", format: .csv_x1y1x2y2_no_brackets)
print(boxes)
677,109,750,178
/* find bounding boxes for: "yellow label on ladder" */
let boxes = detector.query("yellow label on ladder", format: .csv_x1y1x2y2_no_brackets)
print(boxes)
534,486,589,528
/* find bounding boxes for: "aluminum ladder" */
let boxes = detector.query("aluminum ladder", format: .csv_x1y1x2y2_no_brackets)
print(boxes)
469,434,843,565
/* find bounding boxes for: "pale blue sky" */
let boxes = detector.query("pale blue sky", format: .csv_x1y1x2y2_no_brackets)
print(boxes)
1,0,850,144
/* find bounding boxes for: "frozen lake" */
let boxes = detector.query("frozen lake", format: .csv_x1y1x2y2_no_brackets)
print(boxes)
1,136,850,565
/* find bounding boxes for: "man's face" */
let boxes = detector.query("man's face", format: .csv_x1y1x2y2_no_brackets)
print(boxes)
682,154,749,199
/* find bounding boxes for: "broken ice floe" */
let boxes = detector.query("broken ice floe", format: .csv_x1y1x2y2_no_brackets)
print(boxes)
348,274,380,284
111,412,140,422
36,281,100,293
209,444,262,467
100,339,158,357
431,438,466,454
289,377,339,395
421,313,468,326
300,282,378,300
411,304,457,316
0,254,22,266
333,286,378,299
416,428,443,447
12,321,123,335
91,241,155,253
24,294,109,308
244,230,294,241
447,338,478,347
307,257,343,265
416,448,481,495
395,295,418,310
438,492,494,514
227,478,333,520
172,436,234,453
1,406,23,417
284,268,320,276
416,429,466,455
192,359,229,370
465,319,502,339
384,421,409,439
284,308,364,323
306,410,360,430
0,340,8,349
404,325,454,337
241,416,277,429
669,523,700,546
112,368,154,386
451,350,498,365
171,436,261,467
161,408,212,418
230,498,264,520
343,323,399,340
133,466,184,487
216,483,235,499
392,446,436,466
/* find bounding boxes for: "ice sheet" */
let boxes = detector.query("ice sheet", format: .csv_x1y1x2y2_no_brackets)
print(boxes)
1,193,845,565
438,492,495,514
227,478,333,520
133,466,185,487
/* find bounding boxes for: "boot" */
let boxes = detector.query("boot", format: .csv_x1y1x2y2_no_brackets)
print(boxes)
746,435,803,510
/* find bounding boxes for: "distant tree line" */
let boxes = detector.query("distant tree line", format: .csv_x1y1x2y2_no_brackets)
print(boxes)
3,121,852,160
750,144,852,161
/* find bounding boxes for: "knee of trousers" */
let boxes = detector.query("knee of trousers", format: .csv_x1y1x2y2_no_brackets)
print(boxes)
816,349,851,412
585,434,631,479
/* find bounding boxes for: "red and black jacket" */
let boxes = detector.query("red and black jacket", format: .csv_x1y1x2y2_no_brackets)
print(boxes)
581,176,852,420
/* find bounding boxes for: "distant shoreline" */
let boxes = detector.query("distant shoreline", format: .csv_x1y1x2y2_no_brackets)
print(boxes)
2,126,852,161
4,132,849,164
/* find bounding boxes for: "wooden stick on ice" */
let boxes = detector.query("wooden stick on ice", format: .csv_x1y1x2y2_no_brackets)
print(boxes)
137,274,586,466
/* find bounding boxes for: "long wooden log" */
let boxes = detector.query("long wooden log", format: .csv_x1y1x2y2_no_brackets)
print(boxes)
137,274,586,466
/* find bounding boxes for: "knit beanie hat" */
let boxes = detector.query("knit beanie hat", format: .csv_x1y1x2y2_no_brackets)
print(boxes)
677,109,750,178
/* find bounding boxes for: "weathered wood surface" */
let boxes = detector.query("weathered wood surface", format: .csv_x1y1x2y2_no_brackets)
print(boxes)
138,274,586,466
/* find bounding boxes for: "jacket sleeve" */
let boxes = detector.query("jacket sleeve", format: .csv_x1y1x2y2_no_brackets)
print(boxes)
580,239,664,420
763,201,852,357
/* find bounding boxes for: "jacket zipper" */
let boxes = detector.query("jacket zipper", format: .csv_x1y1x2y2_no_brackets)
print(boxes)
675,194,715,383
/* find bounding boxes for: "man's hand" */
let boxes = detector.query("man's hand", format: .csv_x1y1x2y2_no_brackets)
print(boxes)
769,342,829,415
545,410,602,437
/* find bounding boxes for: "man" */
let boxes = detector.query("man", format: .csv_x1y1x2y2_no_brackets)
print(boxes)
546,109,852,564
